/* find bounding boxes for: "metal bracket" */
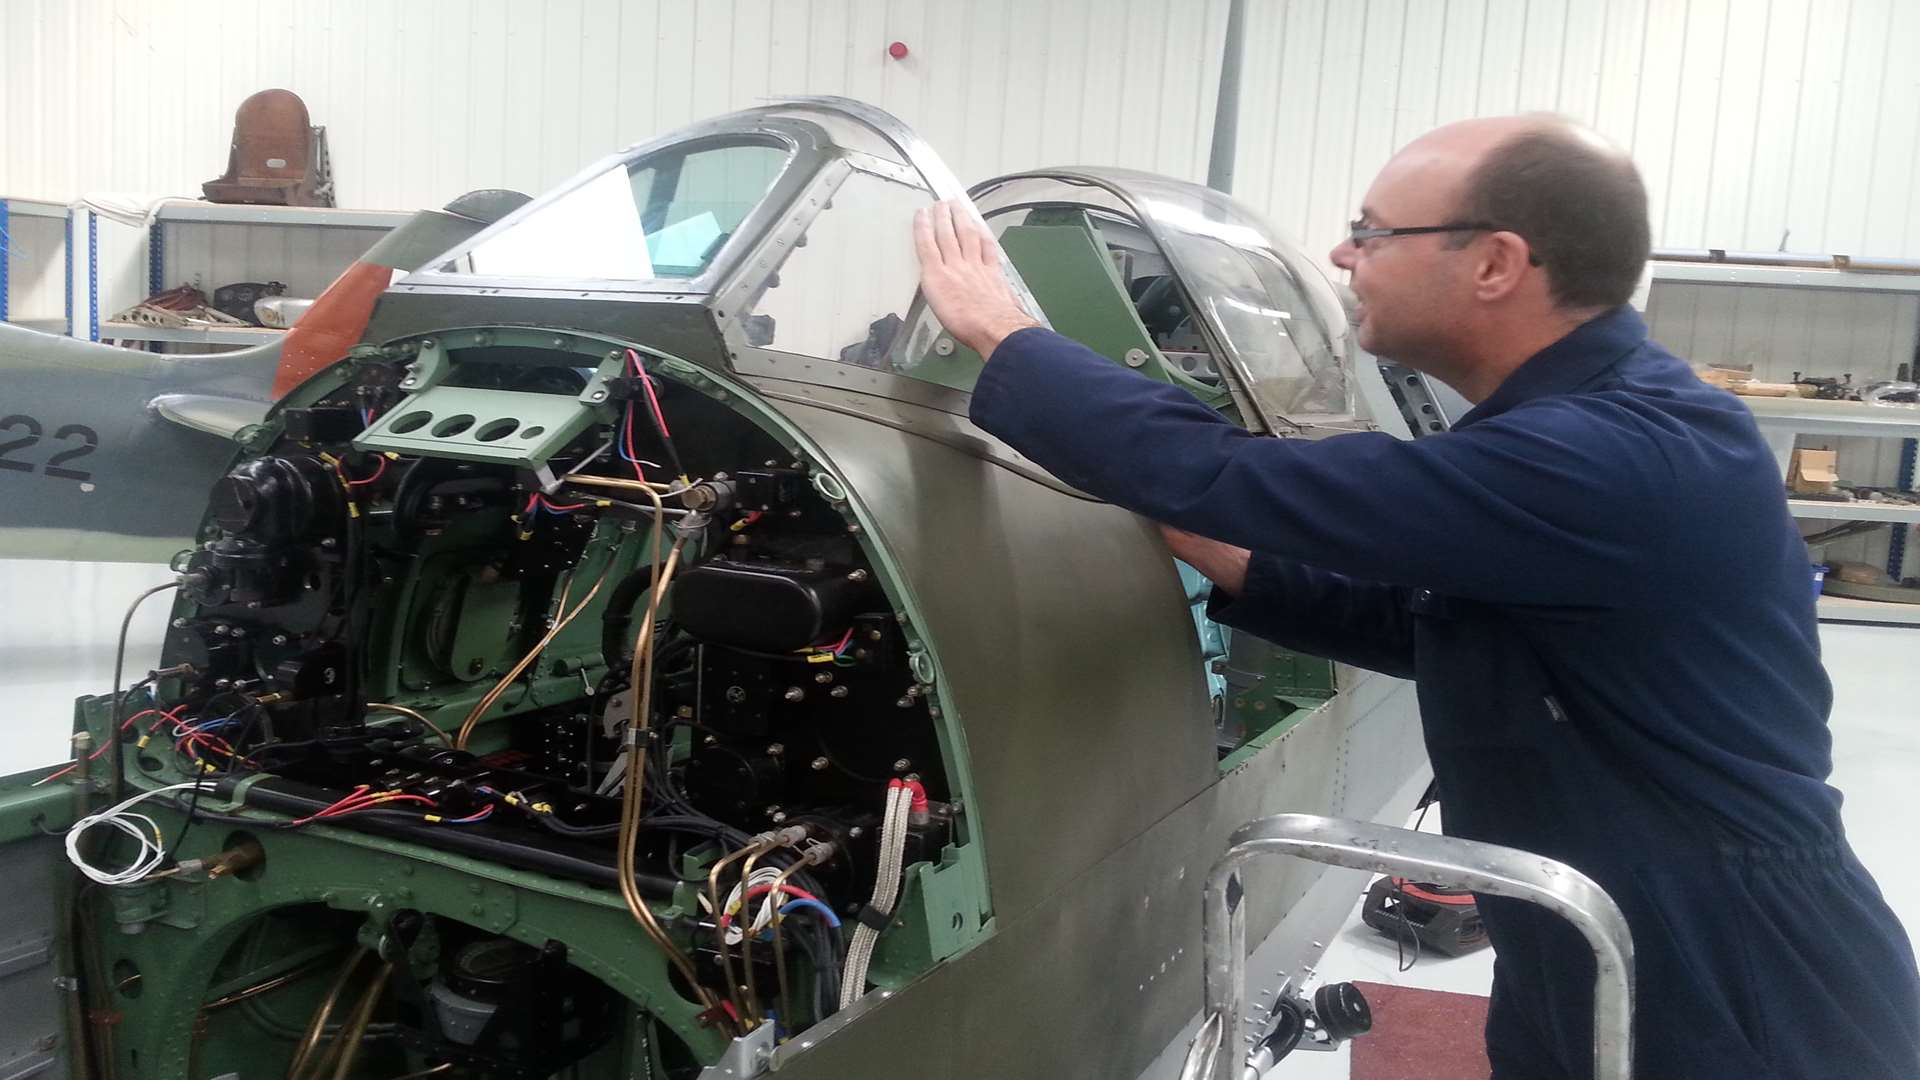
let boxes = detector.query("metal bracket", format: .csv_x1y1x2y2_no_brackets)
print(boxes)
697,1020,776,1079
1187,813,1635,1080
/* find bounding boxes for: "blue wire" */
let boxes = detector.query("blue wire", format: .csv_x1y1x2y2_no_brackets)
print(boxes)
779,899,842,928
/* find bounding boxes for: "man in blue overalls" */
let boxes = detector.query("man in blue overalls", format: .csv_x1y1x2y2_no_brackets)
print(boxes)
914,116,1920,1078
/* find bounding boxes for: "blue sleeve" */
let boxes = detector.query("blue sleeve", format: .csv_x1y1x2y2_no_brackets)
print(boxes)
1209,554,1417,679
970,327,1663,607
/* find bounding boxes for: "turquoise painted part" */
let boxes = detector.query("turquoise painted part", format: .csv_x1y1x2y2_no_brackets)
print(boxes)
1176,560,1229,702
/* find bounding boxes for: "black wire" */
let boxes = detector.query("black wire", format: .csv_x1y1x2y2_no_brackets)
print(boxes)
632,369,689,482
1390,788,1437,972
1393,882,1422,973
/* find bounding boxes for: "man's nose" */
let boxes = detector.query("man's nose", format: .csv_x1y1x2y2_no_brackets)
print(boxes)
1330,239,1357,270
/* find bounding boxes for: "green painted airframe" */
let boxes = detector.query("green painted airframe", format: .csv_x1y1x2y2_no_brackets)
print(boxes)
0,98,1428,1080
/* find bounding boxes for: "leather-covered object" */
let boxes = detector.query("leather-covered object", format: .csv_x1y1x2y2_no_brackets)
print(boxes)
203,88,335,207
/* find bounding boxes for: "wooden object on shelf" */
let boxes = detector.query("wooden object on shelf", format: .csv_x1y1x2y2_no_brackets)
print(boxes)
203,89,335,207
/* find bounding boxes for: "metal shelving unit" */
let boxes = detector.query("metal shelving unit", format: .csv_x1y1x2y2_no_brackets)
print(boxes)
147,202,411,229
1651,256,1920,621
66,198,405,351
97,321,282,346
1650,261,1920,296
1816,594,1920,626
1786,499,1920,523
1,197,72,331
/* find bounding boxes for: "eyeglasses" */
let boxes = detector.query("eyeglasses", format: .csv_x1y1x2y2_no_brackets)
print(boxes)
1347,219,1541,265
1347,219,1498,245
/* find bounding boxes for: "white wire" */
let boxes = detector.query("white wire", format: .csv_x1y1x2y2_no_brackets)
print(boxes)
65,782,216,886
710,865,788,945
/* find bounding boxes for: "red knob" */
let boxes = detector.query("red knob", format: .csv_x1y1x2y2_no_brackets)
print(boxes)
888,41,910,60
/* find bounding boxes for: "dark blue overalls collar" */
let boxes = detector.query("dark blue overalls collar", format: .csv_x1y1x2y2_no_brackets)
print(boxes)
1452,305,1648,429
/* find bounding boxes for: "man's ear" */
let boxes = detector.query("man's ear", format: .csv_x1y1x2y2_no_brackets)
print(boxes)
1472,231,1534,303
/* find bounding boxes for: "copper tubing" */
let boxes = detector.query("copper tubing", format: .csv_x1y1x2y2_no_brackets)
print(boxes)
285,948,369,1080
454,558,614,749
737,844,775,1022
201,951,339,1012
610,492,734,1031
385,1065,454,1080
705,836,777,1024
765,857,814,1031
323,961,392,1080
562,473,680,495
366,702,452,747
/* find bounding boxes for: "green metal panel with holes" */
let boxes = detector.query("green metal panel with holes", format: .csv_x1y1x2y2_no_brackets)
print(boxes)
353,334,627,468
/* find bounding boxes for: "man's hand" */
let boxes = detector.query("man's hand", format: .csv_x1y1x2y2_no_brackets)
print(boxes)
913,199,1040,359
1160,525,1253,597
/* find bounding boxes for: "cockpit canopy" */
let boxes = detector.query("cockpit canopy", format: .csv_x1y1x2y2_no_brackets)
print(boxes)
398,96,1361,435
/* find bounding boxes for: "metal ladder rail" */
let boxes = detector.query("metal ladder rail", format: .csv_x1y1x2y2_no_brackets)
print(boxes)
1186,813,1636,1080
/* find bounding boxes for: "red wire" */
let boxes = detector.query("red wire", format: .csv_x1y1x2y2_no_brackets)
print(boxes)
640,369,673,439
288,787,437,827
320,794,435,818
287,785,374,826
744,883,825,905
33,706,188,785
623,350,648,482
346,455,387,486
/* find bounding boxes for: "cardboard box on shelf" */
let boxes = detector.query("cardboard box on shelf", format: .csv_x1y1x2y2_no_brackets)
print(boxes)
1787,448,1841,494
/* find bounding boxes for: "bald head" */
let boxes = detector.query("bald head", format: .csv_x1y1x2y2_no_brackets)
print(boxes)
1411,115,1650,310
1333,115,1650,399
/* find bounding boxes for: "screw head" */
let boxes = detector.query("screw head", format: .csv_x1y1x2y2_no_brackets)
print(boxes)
847,569,869,583
810,756,830,771
212,624,229,636
725,686,747,704
829,686,849,699
766,743,784,756
590,390,608,401
271,634,288,645
892,758,911,772
848,826,864,839
783,687,805,702
171,617,188,628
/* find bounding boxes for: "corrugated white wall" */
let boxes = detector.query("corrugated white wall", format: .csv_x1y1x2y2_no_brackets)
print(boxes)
1234,0,1920,266
0,0,1229,210
11,1,1920,260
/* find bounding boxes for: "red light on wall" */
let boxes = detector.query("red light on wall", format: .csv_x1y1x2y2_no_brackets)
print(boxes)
888,41,910,60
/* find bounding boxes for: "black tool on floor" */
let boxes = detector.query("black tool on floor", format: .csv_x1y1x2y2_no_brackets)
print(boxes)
1361,876,1490,959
